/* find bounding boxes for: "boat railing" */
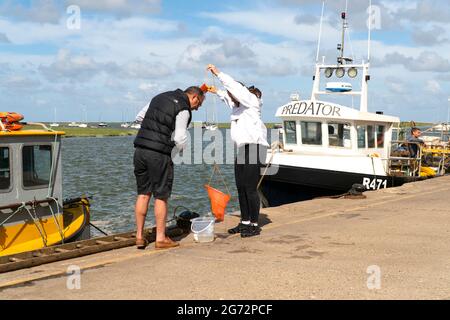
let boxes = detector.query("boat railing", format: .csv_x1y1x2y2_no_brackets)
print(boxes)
388,140,423,177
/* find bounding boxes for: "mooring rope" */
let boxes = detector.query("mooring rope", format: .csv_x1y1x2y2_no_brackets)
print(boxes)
48,197,65,244
25,203,48,247
0,203,26,227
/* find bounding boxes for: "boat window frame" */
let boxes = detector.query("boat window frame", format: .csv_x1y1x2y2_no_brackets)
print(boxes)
21,143,54,191
357,125,367,149
327,121,352,149
0,145,12,193
300,121,323,146
376,125,385,148
367,125,376,149
283,120,298,145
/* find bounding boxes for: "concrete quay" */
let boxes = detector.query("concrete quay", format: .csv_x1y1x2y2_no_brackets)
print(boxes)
1,176,449,300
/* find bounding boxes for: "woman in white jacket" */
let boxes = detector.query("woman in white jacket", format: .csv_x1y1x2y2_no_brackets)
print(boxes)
207,64,269,238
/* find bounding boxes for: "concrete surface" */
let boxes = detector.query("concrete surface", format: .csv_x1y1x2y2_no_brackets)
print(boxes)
1,176,449,300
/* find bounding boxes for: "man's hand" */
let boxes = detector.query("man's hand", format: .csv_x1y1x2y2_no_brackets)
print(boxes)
208,86,218,94
207,64,220,76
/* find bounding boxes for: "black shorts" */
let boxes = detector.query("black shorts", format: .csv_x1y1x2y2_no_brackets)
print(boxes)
134,147,174,199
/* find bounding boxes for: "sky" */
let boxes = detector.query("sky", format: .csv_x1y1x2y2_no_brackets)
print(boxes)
0,0,449,123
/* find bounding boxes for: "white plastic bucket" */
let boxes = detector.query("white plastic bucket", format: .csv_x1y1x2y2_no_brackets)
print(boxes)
191,217,215,243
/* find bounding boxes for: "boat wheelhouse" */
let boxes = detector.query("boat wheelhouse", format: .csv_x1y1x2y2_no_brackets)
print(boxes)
259,4,446,207
0,124,90,257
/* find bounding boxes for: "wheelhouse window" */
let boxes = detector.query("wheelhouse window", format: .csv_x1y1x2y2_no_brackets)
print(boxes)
328,123,352,148
367,125,376,148
23,145,52,188
284,121,297,145
0,147,10,191
376,126,385,148
357,126,366,149
301,122,322,145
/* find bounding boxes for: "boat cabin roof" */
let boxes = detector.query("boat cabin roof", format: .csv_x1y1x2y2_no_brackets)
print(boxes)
0,130,65,137
276,100,400,124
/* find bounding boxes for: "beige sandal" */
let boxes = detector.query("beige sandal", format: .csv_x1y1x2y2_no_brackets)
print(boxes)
136,238,149,250
155,237,179,250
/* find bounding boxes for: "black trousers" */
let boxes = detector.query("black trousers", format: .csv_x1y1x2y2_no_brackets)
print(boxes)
235,144,267,224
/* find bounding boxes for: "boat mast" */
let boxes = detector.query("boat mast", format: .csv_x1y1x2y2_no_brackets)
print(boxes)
337,0,350,65
315,0,326,63
338,13,346,64
368,0,372,62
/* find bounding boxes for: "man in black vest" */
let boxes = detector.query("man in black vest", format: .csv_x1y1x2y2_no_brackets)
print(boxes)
133,86,205,250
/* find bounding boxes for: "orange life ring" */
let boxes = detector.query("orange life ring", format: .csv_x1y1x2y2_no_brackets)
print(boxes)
0,112,24,123
4,123,24,131
0,112,25,131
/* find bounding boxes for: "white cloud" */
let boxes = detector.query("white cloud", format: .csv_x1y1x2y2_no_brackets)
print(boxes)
39,49,105,82
66,0,161,16
384,76,407,94
256,57,299,77
39,49,173,82
201,8,340,43
139,83,158,91
381,51,450,73
0,0,61,24
411,26,448,46
2,75,41,90
425,79,442,94
397,0,450,23
0,0,448,122
0,33,10,43
116,59,172,79
177,38,258,73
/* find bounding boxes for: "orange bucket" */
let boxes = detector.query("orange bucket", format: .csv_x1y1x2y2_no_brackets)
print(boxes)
205,185,231,222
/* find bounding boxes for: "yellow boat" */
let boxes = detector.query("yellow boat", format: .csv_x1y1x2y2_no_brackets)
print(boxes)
0,125,91,257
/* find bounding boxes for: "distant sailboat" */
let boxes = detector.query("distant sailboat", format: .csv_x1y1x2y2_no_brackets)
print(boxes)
78,106,88,128
97,113,108,127
204,99,218,131
50,107,60,127
121,109,130,128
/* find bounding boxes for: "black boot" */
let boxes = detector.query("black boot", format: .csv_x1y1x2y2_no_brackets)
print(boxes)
241,225,261,238
228,223,249,234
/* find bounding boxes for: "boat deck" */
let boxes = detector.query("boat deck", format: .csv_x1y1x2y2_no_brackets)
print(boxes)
1,176,450,299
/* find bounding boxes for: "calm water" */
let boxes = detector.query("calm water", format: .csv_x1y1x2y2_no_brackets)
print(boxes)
62,129,239,235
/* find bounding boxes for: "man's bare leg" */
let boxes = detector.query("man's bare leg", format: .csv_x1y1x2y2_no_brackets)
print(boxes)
154,198,168,243
135,194,151,240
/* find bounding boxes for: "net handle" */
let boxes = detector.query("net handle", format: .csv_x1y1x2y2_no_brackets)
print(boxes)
208,163,231,196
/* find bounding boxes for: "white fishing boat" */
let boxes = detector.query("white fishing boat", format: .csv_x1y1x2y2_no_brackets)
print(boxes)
204,123,218,131
259,2,446,207
430,123,450,132
130,122,141,129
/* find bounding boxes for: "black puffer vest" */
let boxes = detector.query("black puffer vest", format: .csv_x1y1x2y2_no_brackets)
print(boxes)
134,89,192,155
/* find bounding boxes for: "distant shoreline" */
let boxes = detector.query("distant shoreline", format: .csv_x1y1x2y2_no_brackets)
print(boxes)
27,122,434,138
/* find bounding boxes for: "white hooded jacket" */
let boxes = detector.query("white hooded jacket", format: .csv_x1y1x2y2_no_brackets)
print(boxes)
216,72,269,148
